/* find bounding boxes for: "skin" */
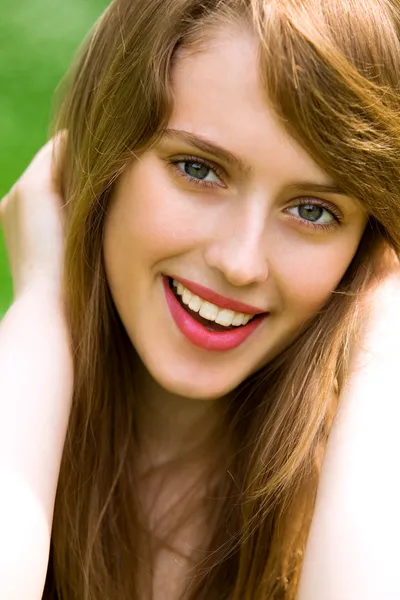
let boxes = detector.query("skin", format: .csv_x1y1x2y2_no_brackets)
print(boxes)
102,24,367,457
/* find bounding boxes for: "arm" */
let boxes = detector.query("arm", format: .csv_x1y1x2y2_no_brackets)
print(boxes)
0,135,72,599
0,285,73,600
297,276,400,600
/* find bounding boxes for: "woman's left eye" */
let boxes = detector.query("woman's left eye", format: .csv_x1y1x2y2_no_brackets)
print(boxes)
286,201,342,229
170,159,224,187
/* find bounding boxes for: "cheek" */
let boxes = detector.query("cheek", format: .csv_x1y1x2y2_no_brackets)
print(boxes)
109,158,202,262
274,241,357,314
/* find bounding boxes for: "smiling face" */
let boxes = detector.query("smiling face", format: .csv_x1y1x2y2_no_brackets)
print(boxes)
103,24,368,401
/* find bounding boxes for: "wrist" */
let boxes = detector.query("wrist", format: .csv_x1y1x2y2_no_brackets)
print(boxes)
13,277,65,309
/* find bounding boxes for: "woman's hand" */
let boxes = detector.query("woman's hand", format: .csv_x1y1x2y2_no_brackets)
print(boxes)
0,133,74,600
298,251,400,600
351,251,400,369
0,133,67,301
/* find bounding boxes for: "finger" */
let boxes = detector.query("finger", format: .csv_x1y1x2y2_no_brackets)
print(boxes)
0,134,67,223
50,130,68,199
0,193,9,222
15,137,64,201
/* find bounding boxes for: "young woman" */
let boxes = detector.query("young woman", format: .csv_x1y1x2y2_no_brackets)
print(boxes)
0,0,399,598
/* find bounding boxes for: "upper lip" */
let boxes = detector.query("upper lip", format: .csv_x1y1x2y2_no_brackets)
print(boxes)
169,275,267,315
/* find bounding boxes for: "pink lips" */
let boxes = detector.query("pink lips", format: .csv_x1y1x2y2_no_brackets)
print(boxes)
172,275,266,315
162,276,267,352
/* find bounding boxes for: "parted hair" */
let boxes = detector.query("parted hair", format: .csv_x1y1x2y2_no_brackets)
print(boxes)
44,0,400,598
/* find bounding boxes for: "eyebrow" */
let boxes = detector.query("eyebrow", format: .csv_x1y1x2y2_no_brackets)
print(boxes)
289,182,347,196
163,128,347,196
163,128,250,174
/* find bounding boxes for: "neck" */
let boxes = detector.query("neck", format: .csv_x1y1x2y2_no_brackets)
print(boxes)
134,359,229,472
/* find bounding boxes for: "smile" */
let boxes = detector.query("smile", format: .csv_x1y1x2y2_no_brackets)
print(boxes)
162,275,268,351
172,278,255,329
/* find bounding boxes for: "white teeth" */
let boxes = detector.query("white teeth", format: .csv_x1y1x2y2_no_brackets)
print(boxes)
215,309,235,327
172,278,255,328
232,313,245,326
182,288,191,305
199,301,219,321
188,294,202,312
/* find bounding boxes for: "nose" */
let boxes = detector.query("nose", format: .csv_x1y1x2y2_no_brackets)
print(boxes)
204,197,269,287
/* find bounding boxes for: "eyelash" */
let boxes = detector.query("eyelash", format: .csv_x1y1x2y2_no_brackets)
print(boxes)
291,199,343,231
166,156,344,231
167,155,226,189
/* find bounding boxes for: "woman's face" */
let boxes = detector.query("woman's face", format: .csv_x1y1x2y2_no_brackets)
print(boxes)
103,25,367,400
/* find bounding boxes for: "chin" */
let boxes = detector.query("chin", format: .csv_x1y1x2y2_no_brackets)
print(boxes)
162,378,234,402
150,364,242,401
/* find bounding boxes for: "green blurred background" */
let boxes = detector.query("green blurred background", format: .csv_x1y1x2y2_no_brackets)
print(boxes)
0,0,109,317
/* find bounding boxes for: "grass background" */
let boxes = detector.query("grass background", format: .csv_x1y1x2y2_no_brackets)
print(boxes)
0,0,109,317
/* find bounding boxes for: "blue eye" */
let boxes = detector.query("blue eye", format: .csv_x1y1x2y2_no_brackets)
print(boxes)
175,160,221,184
167,156,225,189
286,199,343,230
288,204,334,224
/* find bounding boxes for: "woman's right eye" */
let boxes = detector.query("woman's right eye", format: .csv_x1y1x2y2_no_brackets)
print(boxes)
168,158,226,189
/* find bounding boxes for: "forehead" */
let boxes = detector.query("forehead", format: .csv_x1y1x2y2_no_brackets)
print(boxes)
168,24,338,188
171,24,262,127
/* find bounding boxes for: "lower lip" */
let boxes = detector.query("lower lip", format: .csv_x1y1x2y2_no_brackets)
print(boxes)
162,276,267,352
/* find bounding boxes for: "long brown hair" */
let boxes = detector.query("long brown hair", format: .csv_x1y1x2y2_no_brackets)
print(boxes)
44,0,400,598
